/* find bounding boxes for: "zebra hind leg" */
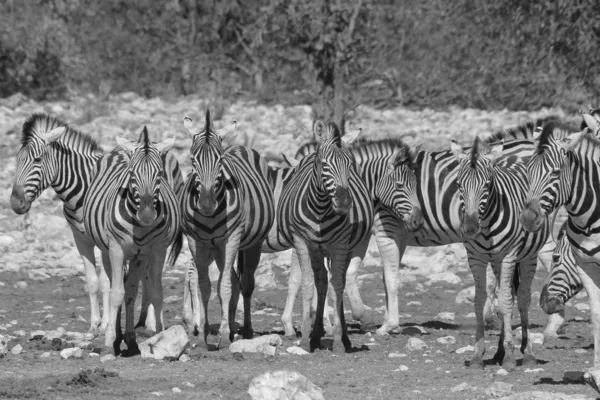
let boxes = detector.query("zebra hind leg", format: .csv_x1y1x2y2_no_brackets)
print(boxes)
467,256,488,369
330,246,353,354
517,259,538,368
281,250,301,337
309,250,328,351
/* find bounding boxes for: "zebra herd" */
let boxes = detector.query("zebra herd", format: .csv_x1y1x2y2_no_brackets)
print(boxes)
7,109,600,380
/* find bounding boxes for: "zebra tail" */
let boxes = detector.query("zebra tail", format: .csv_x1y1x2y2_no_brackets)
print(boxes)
167,230,183,268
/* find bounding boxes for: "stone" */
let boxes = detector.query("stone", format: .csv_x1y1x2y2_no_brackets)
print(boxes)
14,281,27,289
435,312,455,322
229,334,283,355
60,347,83,359
286,346,309,355
496,391,593,400
451,382,472,392
40,352,52,359
456,345,474,354
139,325,190,360
530,332,544,345
405,337,427,352
44,330,64,341
496,369,508,376
100,354,116,363
66,331,85,341
485,382,513,398
12,330,26,337
388,352,407,358
428,271,462,285
575,303,590,311
399,365,409,371
11,344,23,355
179,354,190,362
172,387,182,393
248,370,325,400
436,336,456,345
455,286,476,304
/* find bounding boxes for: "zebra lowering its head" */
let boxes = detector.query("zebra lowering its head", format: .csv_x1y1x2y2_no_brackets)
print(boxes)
180,110,275,350
277,120,374,353
9,113,111,335
451,137,549,371
83,127,181,355
521,114,600,387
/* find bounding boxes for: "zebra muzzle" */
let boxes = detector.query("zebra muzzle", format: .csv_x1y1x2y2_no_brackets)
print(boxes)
9,185,31,214
137,195,158,226
332,186,352,214
520,199,544,232
403,206,424,232
539,285,564,314
461,212,480,237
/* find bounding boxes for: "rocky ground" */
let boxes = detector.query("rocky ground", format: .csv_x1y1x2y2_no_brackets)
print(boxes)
0,93,597,399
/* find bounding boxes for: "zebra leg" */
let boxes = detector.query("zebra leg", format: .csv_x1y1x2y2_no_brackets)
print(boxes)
309,249,328,351
294,236,315,351
185,240,213,348
537,238,567,342
123,258,145,355
516,258,537,367
135,271,157,332
467,255,488,369
495,258,517,371
147,248,167,334
228,256,242,341
373,229,406,335
281,250,301,337
483,264,502,330
239,245,262,340
103,249,126,356
345,238,376,331
575,262,600,370
330,245,352,354
71,230,102,335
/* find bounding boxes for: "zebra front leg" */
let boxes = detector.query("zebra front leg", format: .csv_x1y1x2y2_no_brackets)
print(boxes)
483,264,501,330
123,258,145,355
104,247,126,355
516,259,538,368
238,245,262,340
72,230,102,335
576,262,600,393
293,236,315,351
135,271,157,332
187,240,213,348
496,258,517,371
345,239,376,331
309,249,328,352
148,248,168,334
330,245,352,354
467,255,488,369
537,237,567,342
281,250,301,337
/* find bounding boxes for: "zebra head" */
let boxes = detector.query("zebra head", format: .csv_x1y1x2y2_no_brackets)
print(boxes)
378,144,424,232
10,114,67,214
116,127,175,227
520,124,582,232
451,137,503,238
184,110,237,216
313,120,360,215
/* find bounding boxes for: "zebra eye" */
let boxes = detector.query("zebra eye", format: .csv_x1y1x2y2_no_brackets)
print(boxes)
550,168,560,176
394,181,404,190
552,254,560,263
33,156,43,163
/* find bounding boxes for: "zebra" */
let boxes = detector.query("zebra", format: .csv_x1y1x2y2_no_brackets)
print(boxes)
451,137,551,370
539,228,583,319
277,120,374,353
83,127,181,355
287,117,573,337
180,110,275,349
520,114,600,387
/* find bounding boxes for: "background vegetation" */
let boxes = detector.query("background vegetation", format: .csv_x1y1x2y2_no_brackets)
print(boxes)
1,0,599,128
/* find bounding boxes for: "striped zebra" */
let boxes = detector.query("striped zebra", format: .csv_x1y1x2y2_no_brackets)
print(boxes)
180,110,275,349
451,137,551,370
277,120,374,353
287,117,573,337
9,114,110,335
83,127,181,355
539,229,583,318
521,114,600,386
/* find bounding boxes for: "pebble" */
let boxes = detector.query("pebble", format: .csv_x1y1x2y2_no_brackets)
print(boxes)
183,382,195,388
451,382,472,392
388,352,407,358
14,281,27,289
60,347,83,359
89,352,99,357
172,388,182,393
574,303,590,311
101,354,116,363
151,392,163,397
456,345,474,354
406,337,428,352
179,354,190,362
11,344,23,355
407,301,422,306
575,349,587,354
399,365,409,371
10,320,17,325
436,336,456,345
435,312,455,322
524,368,544,373
40,352,52,359
496,368,508,376
286,346,309,355
12,330,26,337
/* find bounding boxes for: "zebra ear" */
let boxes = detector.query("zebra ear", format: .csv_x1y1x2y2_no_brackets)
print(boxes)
116,136,136,152
183,116,195,138
450,139,466,160
155,137,175,153
313,120,328,144
411,142,422,162
281,153,299,168
218,121,238,144
489,140,504,162
387,148,406,172
583,114,600,135
342,128,362,145
533,126,543,141
42,126,67,144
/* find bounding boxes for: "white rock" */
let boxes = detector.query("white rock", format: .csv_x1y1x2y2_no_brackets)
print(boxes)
12,330,26,337
436,336,456,345
172,387,182,393
455,286,476,304
10,320,17,325
248,370,324,400
451,382,472,392
530,332,544,345
66,331,85,341
163,295,179,304
456,345,474,354
405,337,428,352
100,354,116,362
11,344,23,355
485,382,513,398
14,281,27,289
388,352,407,358
525,368,544,373
179,354,190,362
575,303,590,311
286,346,309,355
44,330,64,340
151,392,164,397
464,312,476,318
139,325,190,360
407,301,421,306
428,271,462,285
88,352,99,357
399,365,409,371
435,312,455,322
60,347,83,359
0,234,16,249
183,382,195,388
229,334,282,355
40,352,52,359
496,368,509,376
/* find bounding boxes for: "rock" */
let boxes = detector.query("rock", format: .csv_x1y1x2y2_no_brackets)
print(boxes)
456,345,474,354
399,365,409,371
286,346,309,355
0,234,16,249
139,325,190,360
451,382,472,392
66,331,85,341
496,368,508,376
496,391,593,400
575,303,590,311
11,344,23,355
12,330,26,337
436,336,456,345
40,352,52,359
14,281,27,289
435,312,455,322
100,354,116,363
172,387,182,393
229,334,283,355
248,370,324,400
428,271,462,285
44,330,64,340
60,347,83,359
163,295,179,304
530,333,544,345
388,352,407,358
485,382,513,398
405,337,427,352
455,286,476,304
179,354,190,362
407,301,422,306
89,352,99,357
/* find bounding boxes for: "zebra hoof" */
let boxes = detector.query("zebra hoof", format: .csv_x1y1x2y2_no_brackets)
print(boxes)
468,357,484,369
331,345,347,355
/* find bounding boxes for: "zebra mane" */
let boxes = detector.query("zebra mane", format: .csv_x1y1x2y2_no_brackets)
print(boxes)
202,109,217,144
469,137,481,168
535,120,579,154
327,122,343,147
21,112,102,153
485,115,561,144
139,126,150,155
568,127,600,151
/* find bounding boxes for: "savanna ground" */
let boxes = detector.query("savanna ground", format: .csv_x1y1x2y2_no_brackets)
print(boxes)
0,93,597,399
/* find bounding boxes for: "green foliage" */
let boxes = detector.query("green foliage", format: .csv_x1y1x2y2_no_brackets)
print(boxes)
1,0,600,112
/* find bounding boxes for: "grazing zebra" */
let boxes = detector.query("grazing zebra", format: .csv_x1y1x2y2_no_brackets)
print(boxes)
180,110,275,349
83,127,181,355
288,117,573,336
9,113,110,335
521,114,600,387
539,229,583,317
451,137,550,370
277,120,374,353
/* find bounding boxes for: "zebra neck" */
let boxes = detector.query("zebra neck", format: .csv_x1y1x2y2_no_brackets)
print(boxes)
50,148,102,210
